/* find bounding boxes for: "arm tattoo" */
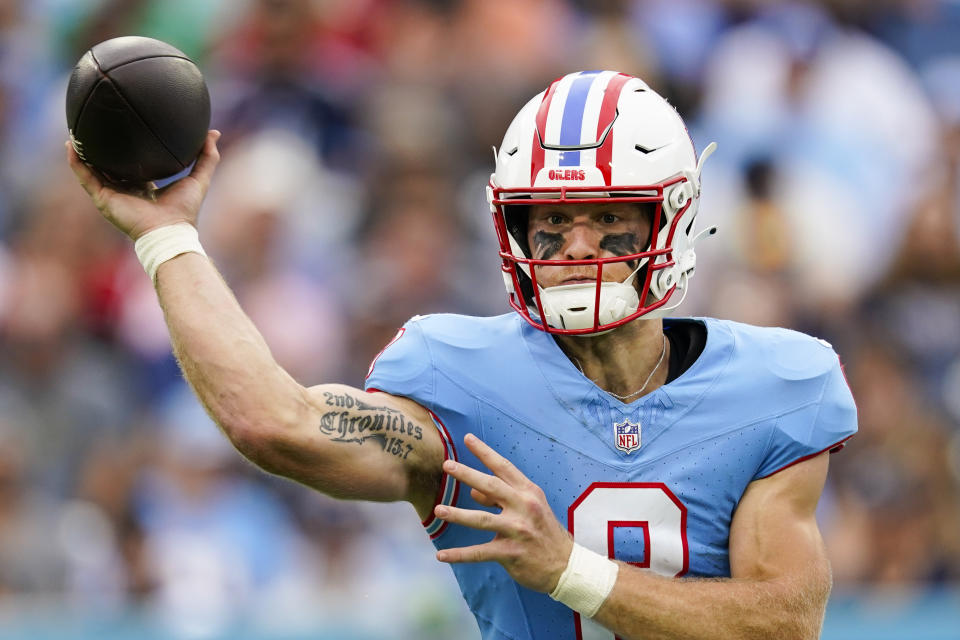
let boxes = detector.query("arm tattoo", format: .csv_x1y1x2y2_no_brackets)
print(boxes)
318,392,423,461
532,230,564,259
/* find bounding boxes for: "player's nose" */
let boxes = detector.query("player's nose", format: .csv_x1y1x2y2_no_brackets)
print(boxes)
564,223,600,260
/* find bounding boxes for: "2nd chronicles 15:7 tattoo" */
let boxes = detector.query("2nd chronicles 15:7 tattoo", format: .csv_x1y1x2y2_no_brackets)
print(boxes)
318,392,424,460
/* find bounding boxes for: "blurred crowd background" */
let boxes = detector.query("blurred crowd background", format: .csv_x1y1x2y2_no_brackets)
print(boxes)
1,0,959,638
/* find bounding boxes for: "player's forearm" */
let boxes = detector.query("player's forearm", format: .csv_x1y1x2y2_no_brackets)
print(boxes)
592,563,829,640
153,252,308,449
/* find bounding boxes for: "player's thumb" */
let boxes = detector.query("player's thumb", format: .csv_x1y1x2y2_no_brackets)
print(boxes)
189,130,221,190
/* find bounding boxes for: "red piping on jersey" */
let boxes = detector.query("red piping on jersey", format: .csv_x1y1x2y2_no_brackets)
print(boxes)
424,409,459,539
594,73,631,186
837,356,859,421
364,387,459,537
530,77,560,185
365,327,405,380
758,435,855,479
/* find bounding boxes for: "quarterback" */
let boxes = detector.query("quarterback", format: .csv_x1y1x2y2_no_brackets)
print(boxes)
68,71,857,640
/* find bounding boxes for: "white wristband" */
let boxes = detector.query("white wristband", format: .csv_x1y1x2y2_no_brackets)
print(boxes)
134,222,207,283
549,542,619,618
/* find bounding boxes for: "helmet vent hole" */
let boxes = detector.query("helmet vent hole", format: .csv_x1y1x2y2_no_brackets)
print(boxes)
634,143,663,155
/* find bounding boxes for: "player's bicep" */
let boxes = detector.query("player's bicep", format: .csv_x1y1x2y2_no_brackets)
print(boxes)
729,452,832,585
255,383,443,512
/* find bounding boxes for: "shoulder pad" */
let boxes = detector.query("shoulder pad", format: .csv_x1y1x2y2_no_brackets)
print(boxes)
764,329,837,381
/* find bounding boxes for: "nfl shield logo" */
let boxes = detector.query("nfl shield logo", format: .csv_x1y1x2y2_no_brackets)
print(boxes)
614,420,641,454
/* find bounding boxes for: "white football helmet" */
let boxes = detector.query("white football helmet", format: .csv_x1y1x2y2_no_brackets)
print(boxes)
487,70,717,335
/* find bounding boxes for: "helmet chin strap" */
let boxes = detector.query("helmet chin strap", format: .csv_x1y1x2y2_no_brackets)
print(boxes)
645,224,718,319
651,224,718,298
650,271,691,316
538,280,640,332
537,258,648,332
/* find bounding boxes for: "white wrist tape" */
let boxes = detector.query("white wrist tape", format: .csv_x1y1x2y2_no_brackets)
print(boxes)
549,542,619,618
134,222,207,283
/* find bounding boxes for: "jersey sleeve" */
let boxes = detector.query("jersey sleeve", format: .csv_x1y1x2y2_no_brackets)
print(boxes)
363,318,434,409
363,317,460,540
754,356,858,480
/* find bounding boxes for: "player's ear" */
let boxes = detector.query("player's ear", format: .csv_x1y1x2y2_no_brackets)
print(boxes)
505,204,532,257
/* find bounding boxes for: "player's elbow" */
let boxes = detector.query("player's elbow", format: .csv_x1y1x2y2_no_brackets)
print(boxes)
217,397,308,473
220,418,275,467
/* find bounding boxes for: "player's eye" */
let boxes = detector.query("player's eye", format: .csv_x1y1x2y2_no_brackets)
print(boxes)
548,214,565,225
601,213,618,224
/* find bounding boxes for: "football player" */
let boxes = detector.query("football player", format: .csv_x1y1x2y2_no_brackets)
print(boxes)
68,71,857,640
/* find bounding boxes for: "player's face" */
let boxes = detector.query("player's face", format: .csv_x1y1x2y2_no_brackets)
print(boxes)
526,202,652,289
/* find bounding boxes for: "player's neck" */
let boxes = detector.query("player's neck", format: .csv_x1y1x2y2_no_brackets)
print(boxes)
553,319,669,403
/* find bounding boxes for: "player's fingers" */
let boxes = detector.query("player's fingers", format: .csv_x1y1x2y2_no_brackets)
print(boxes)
65,141,107,201
187,130,221,191
463,433,531,488
436,542,499,564
434,505,502,532
442,459,512,502
470,487,499,508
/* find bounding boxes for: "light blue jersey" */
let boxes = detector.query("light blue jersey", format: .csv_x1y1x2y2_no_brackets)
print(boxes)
365,313,857,640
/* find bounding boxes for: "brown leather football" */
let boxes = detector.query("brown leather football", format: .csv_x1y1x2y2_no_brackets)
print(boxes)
66,36,210,183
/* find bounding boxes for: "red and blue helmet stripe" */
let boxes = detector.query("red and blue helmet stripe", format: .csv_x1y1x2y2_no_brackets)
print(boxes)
530,70,635,186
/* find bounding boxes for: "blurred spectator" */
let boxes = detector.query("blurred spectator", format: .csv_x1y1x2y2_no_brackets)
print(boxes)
210,0,369,172
347,164,468,378
133,386,320,637
200,128,355,384
0,170,137,494
0,419,68,597
695,2,938,317
826,338,960,584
